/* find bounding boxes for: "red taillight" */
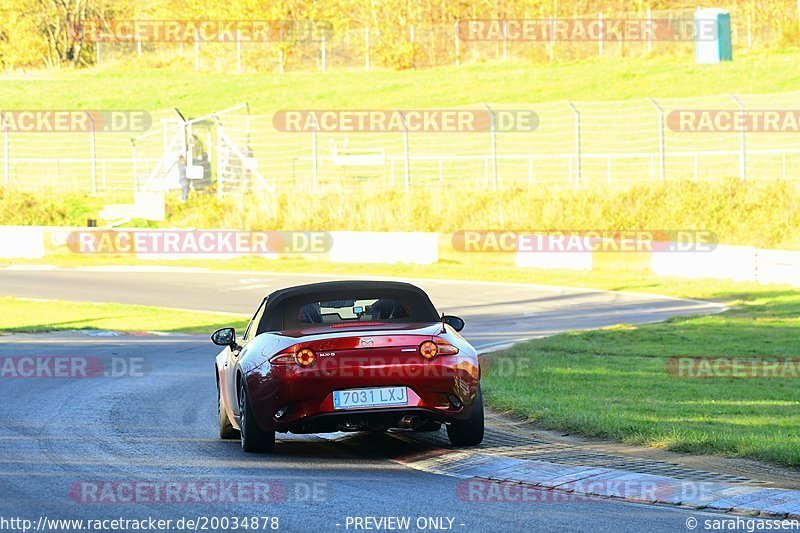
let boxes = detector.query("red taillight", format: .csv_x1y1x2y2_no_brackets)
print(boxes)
435,338,459,355
269,353,295,365
295,348,316,367
270,347,317,367
419,338,459,360
419,341,438,360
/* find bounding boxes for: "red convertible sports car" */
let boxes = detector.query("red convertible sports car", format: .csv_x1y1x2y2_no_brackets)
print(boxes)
212,280,483,453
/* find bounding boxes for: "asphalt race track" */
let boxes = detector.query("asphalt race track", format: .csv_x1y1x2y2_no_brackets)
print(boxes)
0,267,761,532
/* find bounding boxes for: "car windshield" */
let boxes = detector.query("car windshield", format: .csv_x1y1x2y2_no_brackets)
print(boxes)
298,297,410,324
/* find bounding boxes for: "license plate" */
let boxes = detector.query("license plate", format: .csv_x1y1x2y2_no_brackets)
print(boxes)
332,386,408,410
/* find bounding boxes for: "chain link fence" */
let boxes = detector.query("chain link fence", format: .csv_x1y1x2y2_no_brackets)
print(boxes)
3,92,800,196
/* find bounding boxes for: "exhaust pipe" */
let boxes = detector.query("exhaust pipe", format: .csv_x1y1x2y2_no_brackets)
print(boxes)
398,415,421,429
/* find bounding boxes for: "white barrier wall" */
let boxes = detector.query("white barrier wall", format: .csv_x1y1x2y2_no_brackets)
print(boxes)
756,249,800,287
651,245,758,282
0,225,798,287
328,231,438,264
0,226,46,259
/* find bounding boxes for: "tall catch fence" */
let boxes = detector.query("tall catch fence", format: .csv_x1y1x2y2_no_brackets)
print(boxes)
3,92,800,196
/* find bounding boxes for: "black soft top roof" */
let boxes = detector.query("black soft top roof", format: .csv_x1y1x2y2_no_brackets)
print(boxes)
256,280,440,333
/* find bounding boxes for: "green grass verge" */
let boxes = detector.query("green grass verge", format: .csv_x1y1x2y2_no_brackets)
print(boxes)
0,297,248,334
3,50,800,113
482,288,800,467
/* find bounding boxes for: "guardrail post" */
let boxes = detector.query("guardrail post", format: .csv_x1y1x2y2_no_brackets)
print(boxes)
566,101,581,188
484,104,498,191
648,98,666,180
88,112,97,196
730,94,746,180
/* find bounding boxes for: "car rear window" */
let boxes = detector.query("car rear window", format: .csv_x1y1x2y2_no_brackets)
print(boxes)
298,297,410,324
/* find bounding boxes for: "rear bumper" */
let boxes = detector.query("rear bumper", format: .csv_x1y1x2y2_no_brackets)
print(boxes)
245,357,479,433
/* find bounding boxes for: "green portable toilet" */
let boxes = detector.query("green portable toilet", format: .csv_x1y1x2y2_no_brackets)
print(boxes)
694,8,733,64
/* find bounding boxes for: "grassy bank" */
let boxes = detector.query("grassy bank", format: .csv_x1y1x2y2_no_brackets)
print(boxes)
0,297,248,334
3,179,800,249
482,287,800,468
3,50,800,113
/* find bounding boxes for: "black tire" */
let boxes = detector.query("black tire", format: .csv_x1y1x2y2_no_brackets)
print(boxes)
238,380,275,453
446,386,484,446
217,383,240,440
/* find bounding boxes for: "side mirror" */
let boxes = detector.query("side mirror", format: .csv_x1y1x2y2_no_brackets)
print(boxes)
442,315,465,332
211,327,237,347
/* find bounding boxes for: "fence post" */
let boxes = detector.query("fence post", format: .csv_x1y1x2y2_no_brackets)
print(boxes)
131,139,138,193
88,113,97,196
401,111,410,191
365,26,370,71
410,25,415,69
598,12,603,57
782,152,787,180
236,29,242,74
3,116,8,189
321,28,327,73
194,28,200,71
730,94,746,180
648,97,666,180
484,104,498,191
646,7,653,53
502,20,508,60
566,101,581,188
454,21,460,66
311,114,319,192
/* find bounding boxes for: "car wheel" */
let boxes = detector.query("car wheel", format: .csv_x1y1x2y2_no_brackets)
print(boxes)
446,386,484,446
217,384,240,440
238,380,275,453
